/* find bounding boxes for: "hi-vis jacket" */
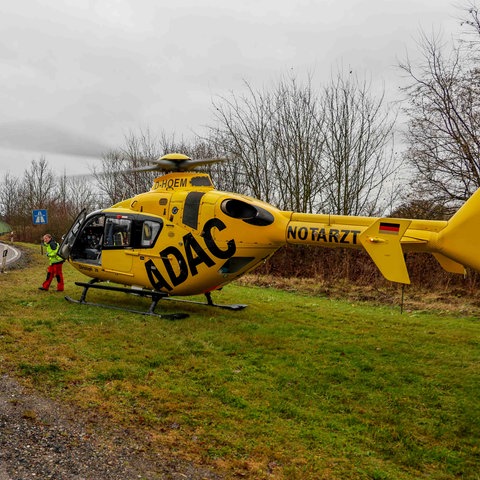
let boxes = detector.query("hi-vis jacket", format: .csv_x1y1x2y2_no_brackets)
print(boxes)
45,240,63,265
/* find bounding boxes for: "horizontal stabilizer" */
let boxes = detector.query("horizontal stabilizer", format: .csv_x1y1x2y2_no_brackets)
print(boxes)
433,253,466,275
359,219,411,284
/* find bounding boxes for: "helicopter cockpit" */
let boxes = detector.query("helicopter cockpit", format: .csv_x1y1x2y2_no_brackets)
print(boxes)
69,213,163,265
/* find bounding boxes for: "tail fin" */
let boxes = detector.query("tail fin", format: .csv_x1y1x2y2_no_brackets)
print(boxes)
359,218,412,284
436,188,480,272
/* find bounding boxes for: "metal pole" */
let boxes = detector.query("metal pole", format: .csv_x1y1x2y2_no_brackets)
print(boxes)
400,284,405,314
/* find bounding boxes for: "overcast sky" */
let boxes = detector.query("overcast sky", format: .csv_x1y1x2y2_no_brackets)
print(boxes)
0,0,462,176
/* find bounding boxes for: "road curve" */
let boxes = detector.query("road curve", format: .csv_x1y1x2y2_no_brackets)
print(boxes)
0,242,22,267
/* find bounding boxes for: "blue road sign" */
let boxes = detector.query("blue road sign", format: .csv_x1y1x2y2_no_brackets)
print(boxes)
32,209,48,225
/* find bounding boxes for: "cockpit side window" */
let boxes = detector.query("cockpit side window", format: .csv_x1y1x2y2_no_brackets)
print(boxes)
140,220,162,247
104,217,132,248
129,218,163,248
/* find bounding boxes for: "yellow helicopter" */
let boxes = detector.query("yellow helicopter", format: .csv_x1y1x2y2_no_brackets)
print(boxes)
59,153,480,318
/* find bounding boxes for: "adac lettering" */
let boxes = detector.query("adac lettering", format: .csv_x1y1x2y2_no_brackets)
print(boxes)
287,225,361,244
146,218,236,291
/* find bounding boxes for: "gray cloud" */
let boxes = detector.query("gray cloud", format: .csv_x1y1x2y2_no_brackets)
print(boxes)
0,120,110,157
0,0,461,176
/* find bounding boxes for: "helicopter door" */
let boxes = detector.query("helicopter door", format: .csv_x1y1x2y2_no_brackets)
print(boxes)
101,216,134,273
59,209,86,260
69,213,105,264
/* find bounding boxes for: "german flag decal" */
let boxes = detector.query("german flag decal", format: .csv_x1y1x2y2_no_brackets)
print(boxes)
379,222,400,235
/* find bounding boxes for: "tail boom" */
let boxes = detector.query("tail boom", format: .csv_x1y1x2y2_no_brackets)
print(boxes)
283,193,480,284
285,213,416,283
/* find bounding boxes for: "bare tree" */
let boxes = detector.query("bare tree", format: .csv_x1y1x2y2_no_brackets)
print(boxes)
319,72,398,216
22,157,56,211
399,5,480,207
120,129,161,194
0,173,20,222
93,129,164,205
56,173,100,219
1,158,60,240
210,73,398,215
270,76,326,212
210,76,328,212
459,0,480,55
211,82,276,203
93,149,132,205
92,129,215,205
157,131,192,156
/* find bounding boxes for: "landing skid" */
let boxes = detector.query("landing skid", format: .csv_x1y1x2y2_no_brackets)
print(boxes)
65,280,188,320
164,291,248,311
65,280,248,318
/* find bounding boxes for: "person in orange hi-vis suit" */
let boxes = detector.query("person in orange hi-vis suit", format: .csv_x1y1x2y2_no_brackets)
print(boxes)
39,234,64,292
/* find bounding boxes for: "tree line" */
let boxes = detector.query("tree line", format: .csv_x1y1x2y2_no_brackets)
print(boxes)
1,1,480,288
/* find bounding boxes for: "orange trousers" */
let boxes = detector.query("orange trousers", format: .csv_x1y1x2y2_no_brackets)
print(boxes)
43,262,64,291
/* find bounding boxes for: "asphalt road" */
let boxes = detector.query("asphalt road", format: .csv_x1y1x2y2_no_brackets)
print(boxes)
0,243,21,269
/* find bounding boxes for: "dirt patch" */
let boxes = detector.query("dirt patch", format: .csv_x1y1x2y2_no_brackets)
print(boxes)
0,374,222,480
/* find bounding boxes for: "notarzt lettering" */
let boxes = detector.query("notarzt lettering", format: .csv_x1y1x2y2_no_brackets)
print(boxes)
287,226,361,244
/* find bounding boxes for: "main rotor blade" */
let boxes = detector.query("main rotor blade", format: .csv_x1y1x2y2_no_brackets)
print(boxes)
123,157,227,173
121,165,164,173
180,158,227,170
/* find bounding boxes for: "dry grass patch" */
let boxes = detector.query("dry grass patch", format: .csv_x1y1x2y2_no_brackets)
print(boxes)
239,273,480,316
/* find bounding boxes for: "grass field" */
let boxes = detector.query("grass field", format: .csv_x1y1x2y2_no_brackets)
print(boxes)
0,243,479,479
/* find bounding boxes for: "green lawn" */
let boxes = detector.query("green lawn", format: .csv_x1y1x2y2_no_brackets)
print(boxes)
0,243,479,479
